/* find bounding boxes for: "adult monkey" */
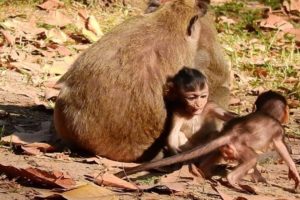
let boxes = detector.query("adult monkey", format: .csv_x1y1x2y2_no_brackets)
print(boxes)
54,0,231,162
147,0,231,106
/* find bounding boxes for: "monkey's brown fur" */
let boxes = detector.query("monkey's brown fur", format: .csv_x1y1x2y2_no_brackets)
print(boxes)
54,0,230,162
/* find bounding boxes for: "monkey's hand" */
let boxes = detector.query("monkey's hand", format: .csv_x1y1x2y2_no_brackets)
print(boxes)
288,168,300,189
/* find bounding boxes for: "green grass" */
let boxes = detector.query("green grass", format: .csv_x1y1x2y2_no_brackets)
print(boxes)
212,1,300,102
258,0,282,10
0,0,42,6
133,175,160,185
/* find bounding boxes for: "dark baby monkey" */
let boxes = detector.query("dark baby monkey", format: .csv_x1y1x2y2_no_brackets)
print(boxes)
163,67,236,155
116,91,300,191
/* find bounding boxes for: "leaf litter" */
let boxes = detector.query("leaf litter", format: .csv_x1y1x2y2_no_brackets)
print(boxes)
0,0,300,200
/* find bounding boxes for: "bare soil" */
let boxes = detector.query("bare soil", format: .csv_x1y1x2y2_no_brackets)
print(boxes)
0,0,300,199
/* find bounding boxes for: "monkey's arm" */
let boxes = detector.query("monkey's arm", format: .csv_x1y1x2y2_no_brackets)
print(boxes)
167,115,185,154
206,101,238,121
273,135,300,189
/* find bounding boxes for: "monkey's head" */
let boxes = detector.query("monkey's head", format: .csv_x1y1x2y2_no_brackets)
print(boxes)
164,66,208,116
146,0,210,16
254,90,289,124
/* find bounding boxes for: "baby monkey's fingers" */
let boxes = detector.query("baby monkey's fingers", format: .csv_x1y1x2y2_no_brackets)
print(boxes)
288,169,300,190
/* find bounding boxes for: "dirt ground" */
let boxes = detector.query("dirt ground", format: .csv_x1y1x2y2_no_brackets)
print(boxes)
0,0,300,199
1,39,300,200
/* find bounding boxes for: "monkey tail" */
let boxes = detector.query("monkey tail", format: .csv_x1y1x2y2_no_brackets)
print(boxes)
115,134,232,178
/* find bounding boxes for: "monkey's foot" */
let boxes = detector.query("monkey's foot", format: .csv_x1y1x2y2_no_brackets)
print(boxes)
226,178,257,194
250,173,267,184
238,184,257,194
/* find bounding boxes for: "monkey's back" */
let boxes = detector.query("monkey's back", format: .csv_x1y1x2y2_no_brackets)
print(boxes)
54,2,200,162
222,112,283,150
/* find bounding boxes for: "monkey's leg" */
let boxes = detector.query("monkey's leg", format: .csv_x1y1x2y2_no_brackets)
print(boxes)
227,146,257,189
197,150,223,178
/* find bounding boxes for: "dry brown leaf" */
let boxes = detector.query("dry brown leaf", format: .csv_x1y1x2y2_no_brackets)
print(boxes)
229,97,241,106
98,157,139,168
0,30,15,45
253,68,268,78
78,9,89,20
24,142,56,152
0,84,39,101
284,28,300,42
88,172,186,194
9,62,41,75
219,16,236,24
1,18,45,35
89,172,139,190
36,184,117,200
260,14,294,31
38,0,64,11
53,45,72,56
70,44,90,51
86,15,103,37
42,11,72,27
43,76,62,88
21,146,42,155
40,49,57,58
46,28,68,44
8,49,26,62
160,165,204,185
284,77,299,83
283,0,300,14
43,62,69,75
288,99,300,108
82,28,100,42
0,164,76,189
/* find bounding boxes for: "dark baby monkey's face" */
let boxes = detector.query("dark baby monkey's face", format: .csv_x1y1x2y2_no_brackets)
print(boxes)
183,84,208,115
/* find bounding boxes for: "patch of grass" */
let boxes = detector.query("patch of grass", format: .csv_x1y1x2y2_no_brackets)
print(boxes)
213,1,262,35
36,22,56,30
0,0,42,6
134,175,159,185
258,0,282,10
213,1,300,103
258,157,275,165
